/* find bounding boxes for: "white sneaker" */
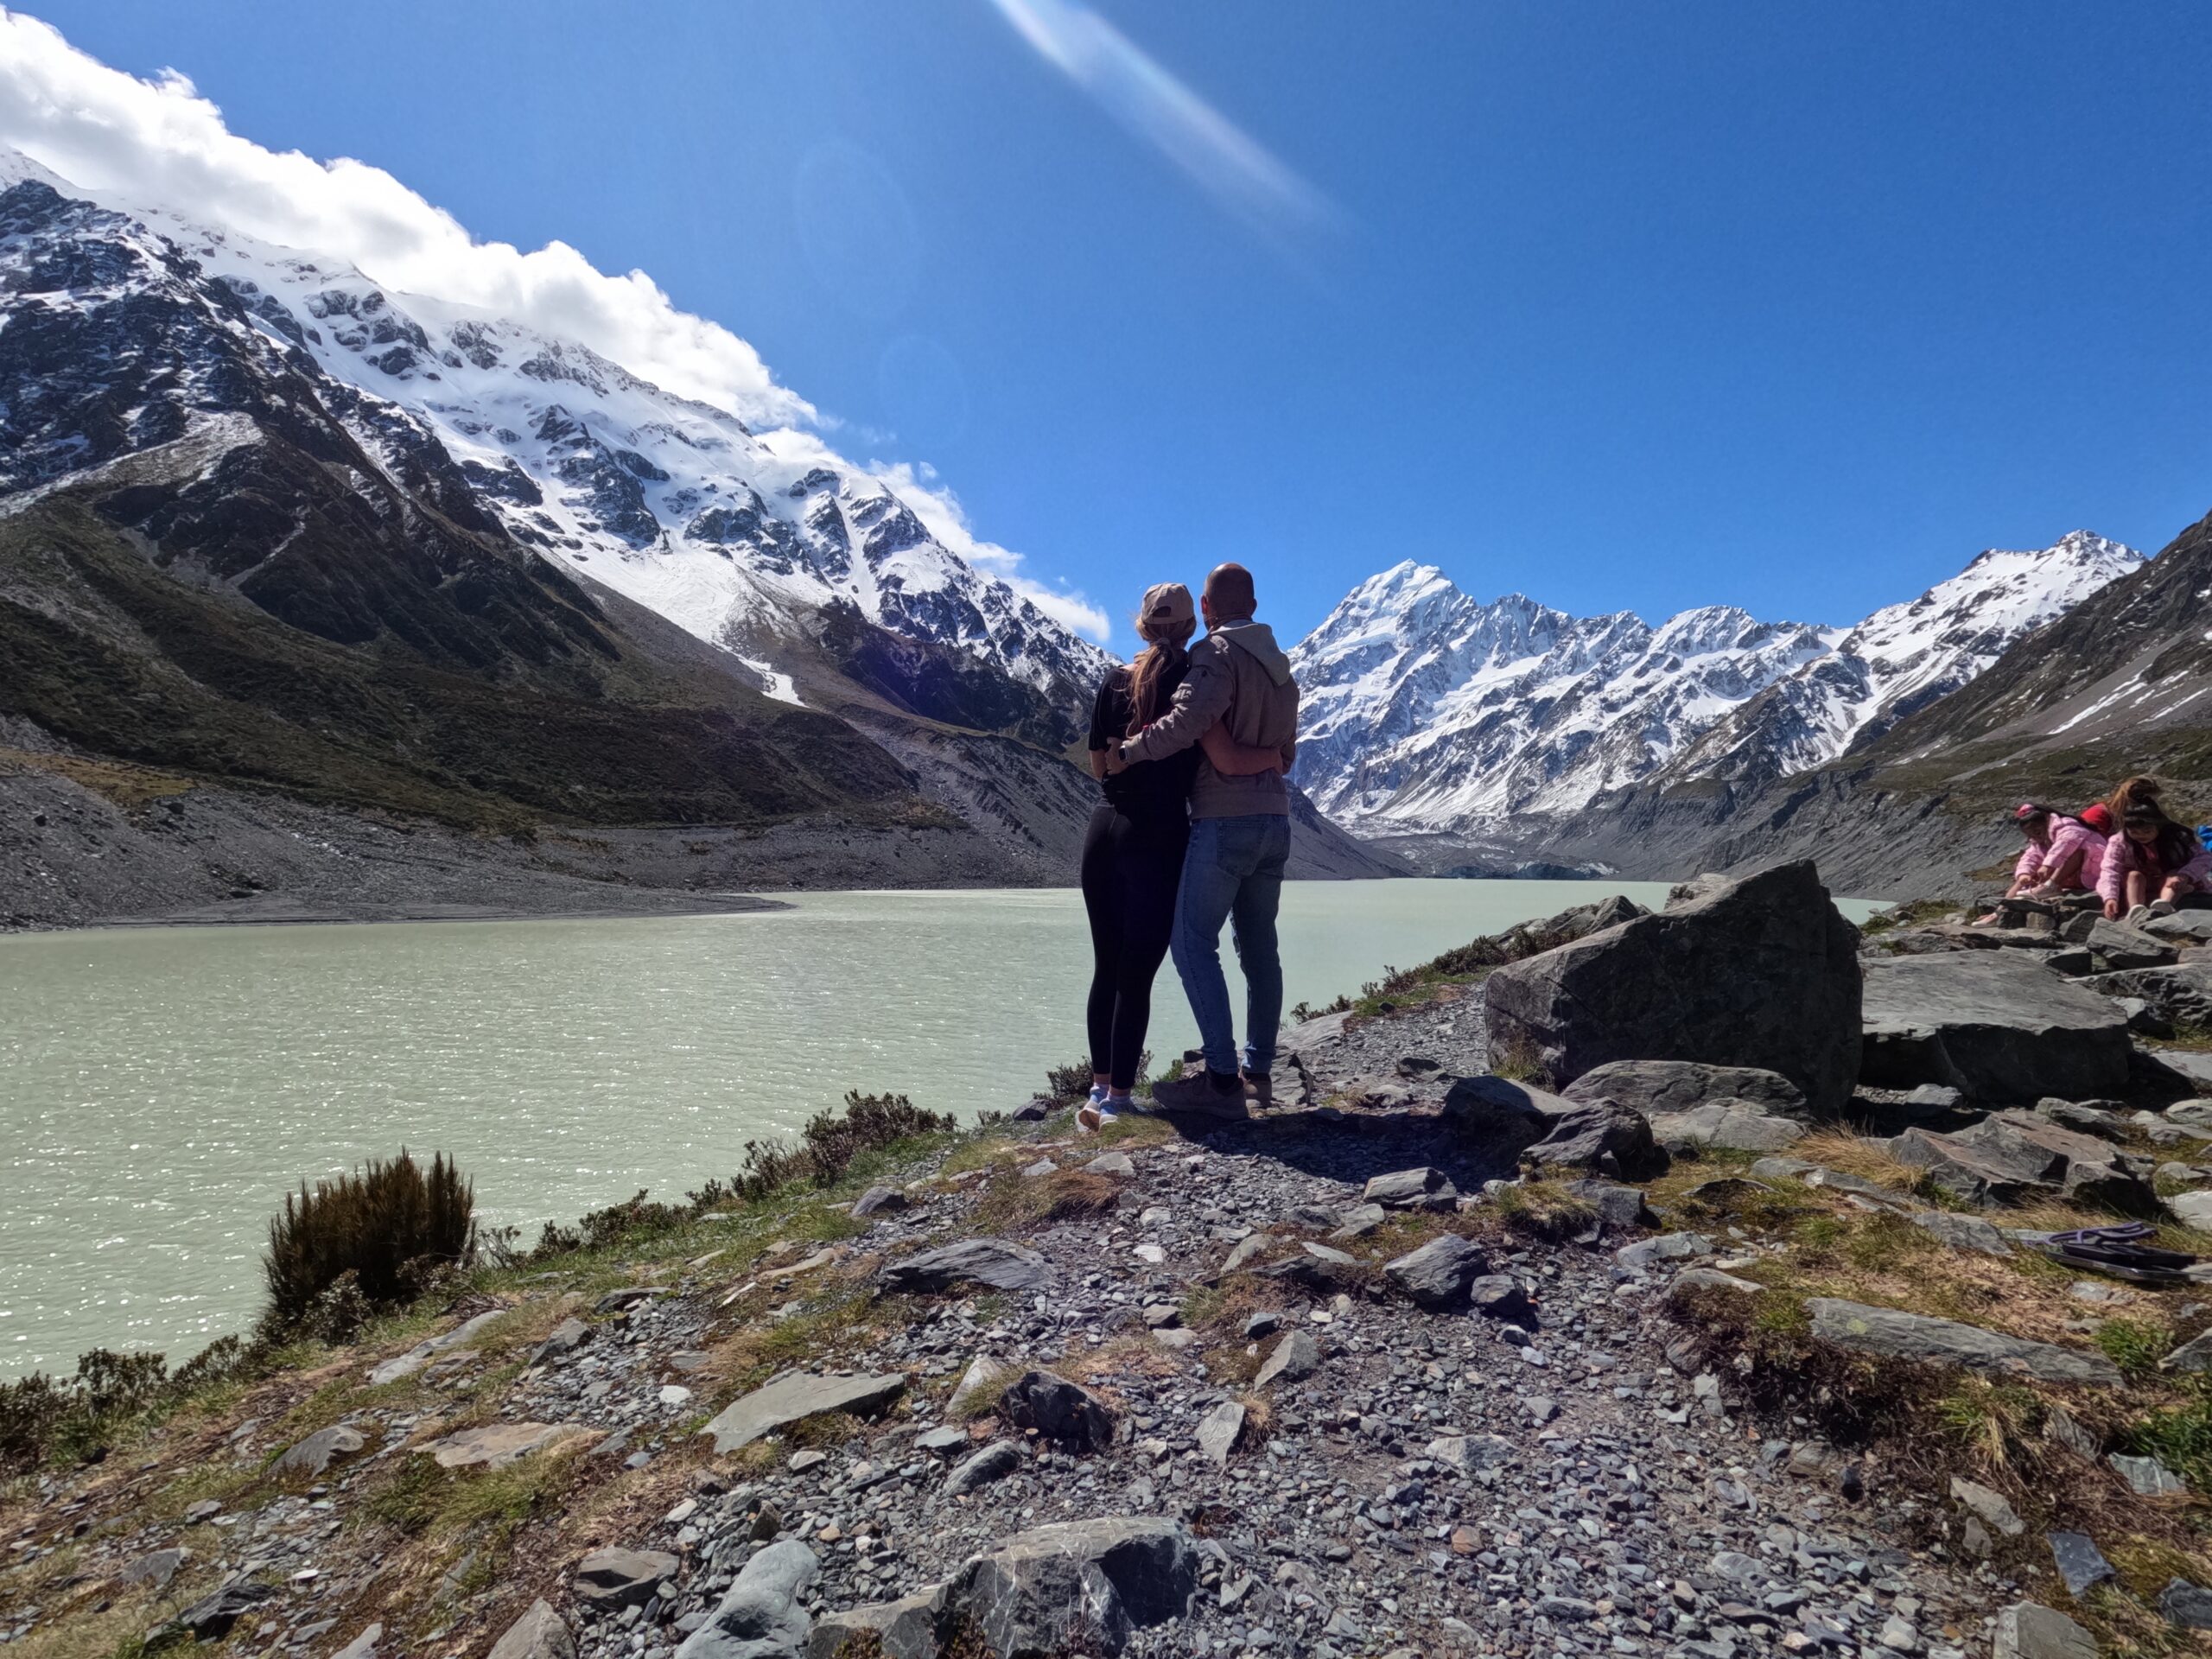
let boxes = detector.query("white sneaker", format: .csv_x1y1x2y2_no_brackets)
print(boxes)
1077,1103,1116,1131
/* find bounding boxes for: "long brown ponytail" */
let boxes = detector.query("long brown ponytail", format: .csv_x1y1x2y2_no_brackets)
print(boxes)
1126,618,1196,736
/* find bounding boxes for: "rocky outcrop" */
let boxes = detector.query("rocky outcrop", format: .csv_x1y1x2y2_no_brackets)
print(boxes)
1804,1299,2124,1385
1889,1111,2158,1213
1860,953,2133,1101
1483,861,1862,1114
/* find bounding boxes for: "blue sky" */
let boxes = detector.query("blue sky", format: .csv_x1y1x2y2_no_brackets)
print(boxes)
15,1,2212,645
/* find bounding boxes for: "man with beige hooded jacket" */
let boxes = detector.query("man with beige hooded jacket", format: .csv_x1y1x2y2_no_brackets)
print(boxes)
1104,562,1298,1111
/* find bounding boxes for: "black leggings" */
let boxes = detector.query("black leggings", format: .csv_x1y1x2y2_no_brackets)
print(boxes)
1080,803,1189,1091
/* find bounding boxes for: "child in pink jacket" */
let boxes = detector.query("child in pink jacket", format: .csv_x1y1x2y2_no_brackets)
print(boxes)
2100,796,2212,919
2005,802,2107,896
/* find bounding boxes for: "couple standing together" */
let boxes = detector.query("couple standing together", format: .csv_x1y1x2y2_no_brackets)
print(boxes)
1078,562,1299,1128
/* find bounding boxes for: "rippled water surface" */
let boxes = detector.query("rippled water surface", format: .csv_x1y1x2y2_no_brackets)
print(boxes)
0,879,1882,1373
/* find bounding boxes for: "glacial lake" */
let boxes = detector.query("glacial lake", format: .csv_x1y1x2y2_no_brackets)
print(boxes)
0,879,1886,1375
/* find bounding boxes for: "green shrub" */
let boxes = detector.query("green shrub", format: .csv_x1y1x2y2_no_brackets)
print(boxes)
2122,1377,2212,1490
264,1150,476,1330
724,1091,957,1203
0,1336,256,1475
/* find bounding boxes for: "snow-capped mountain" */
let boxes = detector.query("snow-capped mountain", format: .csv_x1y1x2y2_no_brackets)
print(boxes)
1292,533,2142,835
0,147,1115,722
1654,531,2143,789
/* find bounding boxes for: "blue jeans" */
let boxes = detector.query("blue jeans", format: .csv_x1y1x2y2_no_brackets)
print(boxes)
1171,814,1291,1077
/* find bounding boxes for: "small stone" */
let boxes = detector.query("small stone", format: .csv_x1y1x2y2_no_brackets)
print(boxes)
2161,1580,2212,1630
2046,1532,2115,1597
1949,1477,2024,1536
2109,1452,2186,1495
488,1600,573,1659
1195,1400,1245,1465
273,1425,367,1478
575,1549,678,1609
1254,1330,1321,1389
1085,1151,1135,1178
1993,1602,2095,1659
944,1440,1023,1497
852,1185,908,1217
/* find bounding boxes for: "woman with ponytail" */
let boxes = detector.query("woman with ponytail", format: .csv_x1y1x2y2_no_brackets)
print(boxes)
1078,583,1287,1128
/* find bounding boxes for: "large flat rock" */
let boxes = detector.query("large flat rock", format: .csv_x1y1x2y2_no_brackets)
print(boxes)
698,1371,907,1453
427,1422,595,1470
1805,1298,2122,1385
1484,861,1862,1115
1859,952,2131,1102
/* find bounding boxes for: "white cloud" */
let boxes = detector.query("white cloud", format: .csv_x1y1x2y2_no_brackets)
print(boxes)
987,0,1338,245
0,9,813,429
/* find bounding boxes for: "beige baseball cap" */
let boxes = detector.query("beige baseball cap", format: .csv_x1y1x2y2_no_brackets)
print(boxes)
1139,582,1195,628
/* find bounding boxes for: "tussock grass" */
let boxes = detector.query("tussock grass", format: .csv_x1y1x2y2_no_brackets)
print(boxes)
971,1167,1120,1232
266,1150,476,1333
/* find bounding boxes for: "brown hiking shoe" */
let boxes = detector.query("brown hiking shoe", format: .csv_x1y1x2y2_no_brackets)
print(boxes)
1149,1067,1249,1118
1241,1068,1274,1107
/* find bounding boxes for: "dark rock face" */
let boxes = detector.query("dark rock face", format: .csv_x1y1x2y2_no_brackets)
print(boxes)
943,1516,1198,1658
1440,1076,1670,1181
996,1370,1116,1452
876,1239,1049,1295
2087,963,2212,1029
1563,1059,1809,1120
1861,953,2133,1102
1483,862,1862,1115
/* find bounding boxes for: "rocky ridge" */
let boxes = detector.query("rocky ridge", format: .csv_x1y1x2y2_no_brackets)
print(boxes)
1289,537,2139,847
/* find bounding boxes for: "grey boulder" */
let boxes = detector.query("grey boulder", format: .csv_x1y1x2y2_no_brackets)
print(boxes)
677,1540,817,1659
1382,1234,1490,1309
1994,1603,2095,1659
1254,1329,1321,1389
1195,1400,1245,1465
1648,1101,1807,1154
273,1424,366,1478
852,1185,909,1218
575,1548,679,1608
1890,1110,2158,1213
1563,1058,1809,1119
1482,861,1862,1115
2089,961,2212,1027
997,1370,1116,1452
699,1372,908,1453
943,1441,1024,1497
2080,918,2178,969
1910,1212,2014,1256
1470,1274,1536,1323
2162,1580,2212,1630
878,1239,1050,1295
1440,1076,1669,1181
531,1318,593,1366
943,1516,1198,1658
1363,1166,1457,1208
1805,1299,2121,1385
807,1590,944,1659
490,1600,575,1659
1861,951,2132,1101
2047,1532,2115,1598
